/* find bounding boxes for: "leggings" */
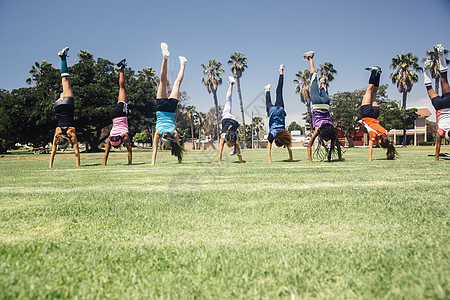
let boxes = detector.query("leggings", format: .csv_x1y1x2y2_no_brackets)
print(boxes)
266,74,284,116
310,73,329,105
222,90,238,121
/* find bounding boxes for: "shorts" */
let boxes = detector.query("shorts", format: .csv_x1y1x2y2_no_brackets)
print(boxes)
157,98,178,113
431,92,450,111
362,117,387,141
361,104,380,119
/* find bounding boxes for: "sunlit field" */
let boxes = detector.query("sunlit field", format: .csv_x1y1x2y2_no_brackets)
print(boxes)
0,146,449,299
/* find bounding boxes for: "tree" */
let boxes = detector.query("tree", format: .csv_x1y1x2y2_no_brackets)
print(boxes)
423,45,450,95
378,101,418,130
204,106,223,141
287,121,303,134
174,91,190,141
317,62,337,94
139,67,159,87
293,69,312,129
228,52,248,148
390,53,422,146
201,59,224,140
195,111,206,149
252,116,264,148
186,105,197,149
330,85,389,147
2,51,157,151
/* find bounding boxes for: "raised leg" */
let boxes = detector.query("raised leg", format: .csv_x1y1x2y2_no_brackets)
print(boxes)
118,68,127,102
169,57,187,100
157,58,168,99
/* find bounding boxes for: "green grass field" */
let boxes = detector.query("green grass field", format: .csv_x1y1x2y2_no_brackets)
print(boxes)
0,146,449,299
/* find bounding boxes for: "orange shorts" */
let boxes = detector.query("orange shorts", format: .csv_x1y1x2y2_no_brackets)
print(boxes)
362,117,387,141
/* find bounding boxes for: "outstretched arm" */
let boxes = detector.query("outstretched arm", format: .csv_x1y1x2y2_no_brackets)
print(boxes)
307,127,320,162
287,145,293,162
103,138,111,166
368,139,374,161
267,142,273,163
49,134,58,168
151,131,160,165
174,130,181,164
125,141,132,165
218,134,225,164
71,134,80,167
235,142,243,163
435,134,442,161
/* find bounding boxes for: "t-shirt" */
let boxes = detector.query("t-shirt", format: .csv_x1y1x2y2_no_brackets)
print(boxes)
156,111,176,136
362,117,387,141
54,97,75,127
312,109,333,128
221,118,239,134
437,108,450,137
269,106,286,138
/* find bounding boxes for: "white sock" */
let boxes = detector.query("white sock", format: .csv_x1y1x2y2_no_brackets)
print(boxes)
439,53,448,72
161,42,170,58
179,56,187,66
424,69,432,86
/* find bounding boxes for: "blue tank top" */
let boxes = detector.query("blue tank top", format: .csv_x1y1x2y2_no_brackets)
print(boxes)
156,111,176,135
269,106,286,137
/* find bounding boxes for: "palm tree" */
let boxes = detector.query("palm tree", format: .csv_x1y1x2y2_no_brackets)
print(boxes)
186,105,196,150
228,52,248,148
317,62,337,95
293,69,312,129
77,50,94,62
195,111,206,149
390,53,423,147
139,67,159,87
423,45,450,95
201,59,224,140
252,116,264,148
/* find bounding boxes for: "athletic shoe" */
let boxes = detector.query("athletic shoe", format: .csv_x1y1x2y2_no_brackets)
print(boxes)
319,77,327,84
424,59,432,69
436,44,445,54
161,42,170,58
228,76,236,84
264,84,272,91
303,51,315,60
230,147,236,155
117,59,127,69
58,47,69,57
279,64,285,70
179,56,187,66
365,66,382,74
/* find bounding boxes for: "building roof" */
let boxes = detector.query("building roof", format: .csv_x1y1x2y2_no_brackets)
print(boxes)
415,107,432,117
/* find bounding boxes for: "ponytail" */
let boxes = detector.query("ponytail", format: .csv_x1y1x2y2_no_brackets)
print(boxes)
162,132,186,162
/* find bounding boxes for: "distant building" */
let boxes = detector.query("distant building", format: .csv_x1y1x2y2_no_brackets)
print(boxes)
388,107,431,146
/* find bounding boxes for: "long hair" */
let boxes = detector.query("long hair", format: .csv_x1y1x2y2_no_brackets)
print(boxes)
380,138,398,160
274,129,292,147
225,125,238,148
314,123,343,162
162,132,185,162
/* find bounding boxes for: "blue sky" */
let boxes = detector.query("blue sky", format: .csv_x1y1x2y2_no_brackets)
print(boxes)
1,0,449,126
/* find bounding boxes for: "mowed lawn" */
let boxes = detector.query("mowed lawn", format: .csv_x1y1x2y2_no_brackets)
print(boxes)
0,146,449,299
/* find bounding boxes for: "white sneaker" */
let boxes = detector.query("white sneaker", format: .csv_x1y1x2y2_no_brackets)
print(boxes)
179,56,187,66
161,42,170,58
228,76,236,84
303,51,315,60
279,64,285,70
264,84,272,91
